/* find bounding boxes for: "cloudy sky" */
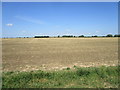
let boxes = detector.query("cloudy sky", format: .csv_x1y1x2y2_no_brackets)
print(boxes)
2,2,118,37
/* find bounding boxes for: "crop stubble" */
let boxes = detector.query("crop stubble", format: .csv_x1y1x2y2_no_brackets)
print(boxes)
2,38,118,71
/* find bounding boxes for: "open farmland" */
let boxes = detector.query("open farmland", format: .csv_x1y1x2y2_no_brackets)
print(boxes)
2,38,118,72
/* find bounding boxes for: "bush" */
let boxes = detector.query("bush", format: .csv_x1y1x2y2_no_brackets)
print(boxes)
106,34,113,37
92,35,98,37
34,36,49,38
114,34,120,37
79,35,84,37
62,35,73,37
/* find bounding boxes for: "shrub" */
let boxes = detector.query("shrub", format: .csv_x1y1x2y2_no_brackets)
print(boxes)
34,36,49,38
106,34,113,37
62,35,73,37
92,35,98,37
114,34,120,37
79,35,84,37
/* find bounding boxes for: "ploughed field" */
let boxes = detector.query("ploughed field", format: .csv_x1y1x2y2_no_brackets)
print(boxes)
2,38,118,71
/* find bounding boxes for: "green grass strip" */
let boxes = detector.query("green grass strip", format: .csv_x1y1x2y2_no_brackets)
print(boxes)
2,66,119,88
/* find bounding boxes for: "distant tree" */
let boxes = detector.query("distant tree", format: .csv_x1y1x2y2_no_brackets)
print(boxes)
118,34,120,37
106,34,113,37
34,36,49,38
114,34,120,37
62,35,73,37
79,35,84,37
114,34,117,37
58,35,60,38
92,35,98,37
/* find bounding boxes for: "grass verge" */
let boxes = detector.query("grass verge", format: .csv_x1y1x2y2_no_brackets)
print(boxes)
2,66,119,88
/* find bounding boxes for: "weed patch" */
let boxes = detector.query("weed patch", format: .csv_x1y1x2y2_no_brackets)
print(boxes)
2,66,119,88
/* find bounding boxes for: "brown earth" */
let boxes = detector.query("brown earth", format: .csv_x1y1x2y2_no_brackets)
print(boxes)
2,38,118,71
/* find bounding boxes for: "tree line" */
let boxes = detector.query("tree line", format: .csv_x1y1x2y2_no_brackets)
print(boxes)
34,34,120,38
2,34,120,38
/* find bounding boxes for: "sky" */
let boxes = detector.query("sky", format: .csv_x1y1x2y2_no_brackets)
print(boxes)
2,2,118,37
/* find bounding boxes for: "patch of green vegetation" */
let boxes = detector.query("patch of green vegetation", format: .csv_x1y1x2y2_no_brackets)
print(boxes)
66,67,71,70
2,66,119,88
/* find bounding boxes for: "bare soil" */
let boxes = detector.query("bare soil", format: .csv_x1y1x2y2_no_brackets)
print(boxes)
2,38,118,71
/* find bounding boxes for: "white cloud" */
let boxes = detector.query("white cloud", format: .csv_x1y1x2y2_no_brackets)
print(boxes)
95,30,99,33
65,28,71,32
22,30,26,33
6,23,13,27
15,16,44,25
55,25,60,28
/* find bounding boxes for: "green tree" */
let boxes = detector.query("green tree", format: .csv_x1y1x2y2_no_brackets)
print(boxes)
79,35,84,37
106,34,113,37
114,34,120,37
92,35,98,37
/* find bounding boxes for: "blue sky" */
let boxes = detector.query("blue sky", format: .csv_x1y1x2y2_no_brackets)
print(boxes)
2,2,118,37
